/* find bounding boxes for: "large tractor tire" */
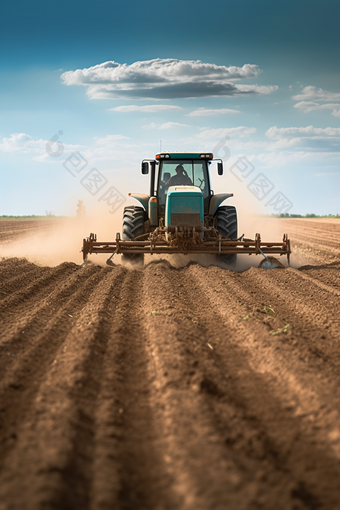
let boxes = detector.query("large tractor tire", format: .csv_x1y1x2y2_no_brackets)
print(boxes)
214,205,238,265
122,206,145,265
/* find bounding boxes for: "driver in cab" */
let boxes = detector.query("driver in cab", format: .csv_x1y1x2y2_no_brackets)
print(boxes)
165,165,192,187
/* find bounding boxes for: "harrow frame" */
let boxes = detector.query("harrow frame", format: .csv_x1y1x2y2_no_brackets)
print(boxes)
82,231,291,266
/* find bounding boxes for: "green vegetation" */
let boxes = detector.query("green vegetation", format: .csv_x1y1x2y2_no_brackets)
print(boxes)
261,213,340,218
271,324,290,336
293,246,313,254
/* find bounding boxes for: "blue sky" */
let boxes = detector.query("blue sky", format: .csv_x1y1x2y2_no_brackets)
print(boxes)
1,0,339,216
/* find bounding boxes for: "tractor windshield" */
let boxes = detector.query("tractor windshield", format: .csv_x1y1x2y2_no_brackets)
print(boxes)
158,159,209,212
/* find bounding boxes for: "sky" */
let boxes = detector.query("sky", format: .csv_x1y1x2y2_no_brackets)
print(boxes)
1,0,339,216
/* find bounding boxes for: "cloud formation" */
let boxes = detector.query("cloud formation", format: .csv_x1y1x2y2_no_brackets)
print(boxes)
159,122,191,129
142,122,191,130
93,134,130,142
294,101,340,117
197,126,256,139
293,86,340,117
187,107,240,117
293,86,340,102
109,104,182,112
0,133,47,153
265,125,340,152
0,133,84,159
266,126,340,139
61,59,278,100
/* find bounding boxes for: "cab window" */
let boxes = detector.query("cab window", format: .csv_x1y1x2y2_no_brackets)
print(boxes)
158,160,209,208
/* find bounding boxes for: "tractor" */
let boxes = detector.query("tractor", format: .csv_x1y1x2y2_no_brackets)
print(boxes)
82,152,290,267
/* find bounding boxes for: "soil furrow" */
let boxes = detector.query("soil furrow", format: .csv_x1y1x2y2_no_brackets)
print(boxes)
0,266,46,297
0,257,40,278
89,269,177,510
298,262,340,290
0,264,100,345
142,263,254,510
239,267,340,345
0,267,126,510
0,266,107,384
0,216,339,509
143,263,340,509
292,267,340,296
0,268,124,471
183,266,340,460
0,263,79,315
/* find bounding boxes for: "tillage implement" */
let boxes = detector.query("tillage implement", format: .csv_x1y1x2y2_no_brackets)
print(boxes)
82,152,291,268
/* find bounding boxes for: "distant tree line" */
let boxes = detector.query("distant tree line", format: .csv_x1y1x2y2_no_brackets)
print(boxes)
261,213,340,218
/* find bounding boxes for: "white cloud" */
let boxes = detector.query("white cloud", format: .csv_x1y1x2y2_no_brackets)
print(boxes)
0,133,84,162
252,150,340,168
0,133,47,153
266,126,340,139
187,107,240,117
294,101,340,117
61,58,278,100
109,104,182,112
292,86,340,117
142,122,158,129
233,84,277,94
263,125,340,155
159,122,191,129
0,132,133,164
197,126,256,139
293,86,340,102
93,134,130,143
142,122,192,130
227,140,269,151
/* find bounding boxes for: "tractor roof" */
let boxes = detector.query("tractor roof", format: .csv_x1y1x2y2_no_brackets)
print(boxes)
156,152,213,160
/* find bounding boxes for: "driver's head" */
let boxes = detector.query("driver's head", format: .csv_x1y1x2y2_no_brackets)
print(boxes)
175,164,184,174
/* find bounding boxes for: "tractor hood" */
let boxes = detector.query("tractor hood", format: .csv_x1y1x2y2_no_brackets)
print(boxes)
165,186,204,228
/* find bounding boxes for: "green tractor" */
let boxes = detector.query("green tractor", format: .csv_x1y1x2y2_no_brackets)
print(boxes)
123,152,237,265
82,152,291,267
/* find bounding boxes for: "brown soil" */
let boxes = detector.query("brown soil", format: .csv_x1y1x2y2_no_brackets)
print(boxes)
0,220,59,244
0,219,340,510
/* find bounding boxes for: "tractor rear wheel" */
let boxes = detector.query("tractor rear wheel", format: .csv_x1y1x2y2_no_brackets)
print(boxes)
122,206,145,265
215,205,238,265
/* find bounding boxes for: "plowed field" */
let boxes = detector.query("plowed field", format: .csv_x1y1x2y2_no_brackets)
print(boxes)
0,218,340,510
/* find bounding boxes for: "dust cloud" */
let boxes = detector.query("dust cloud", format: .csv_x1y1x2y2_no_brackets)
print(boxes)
0,212,296,270
0,189,299,270
0,208,123,267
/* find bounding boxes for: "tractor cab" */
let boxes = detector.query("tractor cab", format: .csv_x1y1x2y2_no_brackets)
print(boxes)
157,155,211,216
140,152,226,227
